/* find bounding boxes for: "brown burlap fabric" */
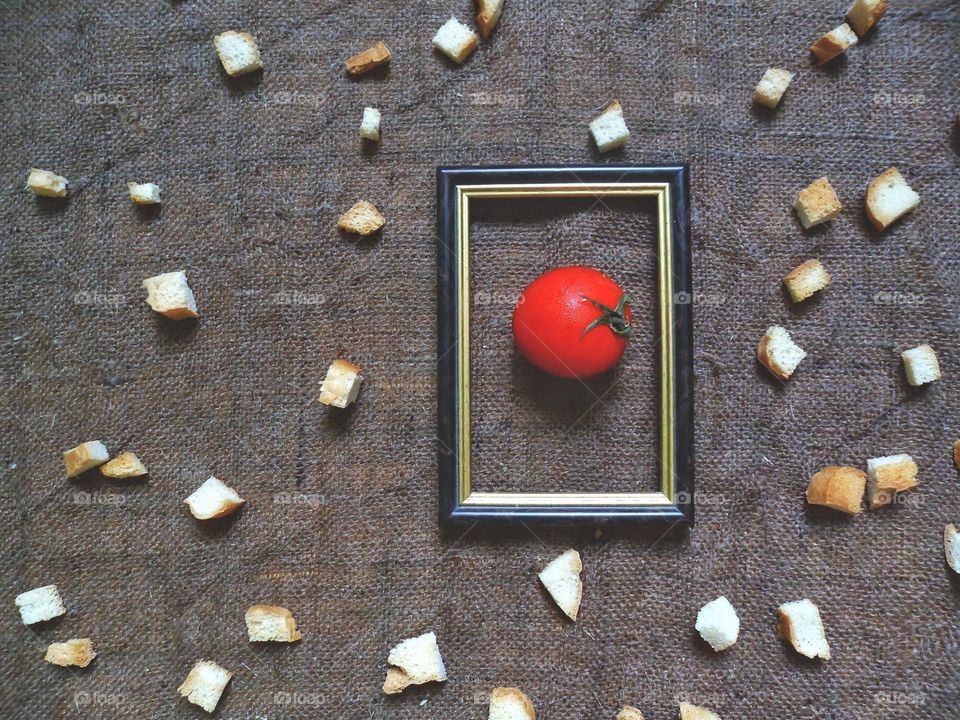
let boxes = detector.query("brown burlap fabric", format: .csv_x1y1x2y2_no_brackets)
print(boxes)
2,1,958,718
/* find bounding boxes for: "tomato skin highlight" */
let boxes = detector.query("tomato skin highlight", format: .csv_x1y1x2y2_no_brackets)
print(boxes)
511,266,632,379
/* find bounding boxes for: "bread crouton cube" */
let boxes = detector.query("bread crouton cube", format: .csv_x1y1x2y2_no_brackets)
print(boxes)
777,599,830,660
847,0,887,36
902,344,940,386
590,100,630,153
806,465,866,514
753,68,794,109
15,584,67,625
865,167,919,231
127,182,161,205
489,687,536,720
178,660,232,713
756,325,806,381
432,17,479,64
346,41,391,75
679,703,722,720
538,548,582,621
794,177,842,229
63,440,110,478
45,638,96,668
100,452,148,478
383,631,447,694
617,706,645,720
27,168,68,198
476,0,506,39
245,604,302,642
945,524,960,574
338,201,385,236
318,359,363,408
695,596,740,651
810,23,858,65
142,270,198,320
184,476,245,520
213,31,262,77
360,107,381,141
953,440,960,469
866,453,918,509
783,259,830,302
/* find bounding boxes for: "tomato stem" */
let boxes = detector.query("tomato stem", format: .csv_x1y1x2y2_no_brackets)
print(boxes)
580,294,634,340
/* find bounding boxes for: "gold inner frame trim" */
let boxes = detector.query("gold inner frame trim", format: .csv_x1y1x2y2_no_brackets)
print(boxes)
455,182,675,508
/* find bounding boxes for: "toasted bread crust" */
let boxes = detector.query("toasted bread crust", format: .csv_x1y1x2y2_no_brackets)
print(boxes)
806,466,866,514
756,335,786,381
346,41,391,75
491,687,536,720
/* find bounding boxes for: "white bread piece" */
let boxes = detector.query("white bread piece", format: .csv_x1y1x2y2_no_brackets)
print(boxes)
794,176,841,229
318,359,363,408
245,604,301,642
679,703,721,720
866,167,919,231
902,344,941,386
810,23,858,65
184,476,245,520
433,17,479,64
806,466,866,514
777,599,831,660
27,168,68,197
63,440,110,477
847,0,887,36
100,452,148,478
945,524,960,574
489,687,536,720
756,325,806,381
360,107,381,141
695,596,740,651
15,584,67,625
45,638,96,667
127,182,161,205
590,100,630,153
617,706,644,720
143,270,198,320
753,68,794,109
338,200,385,235
382,631,447,694
178,660,232,713
783,259,830,303
346,41,391,75
476,0,506,39
538,548,582,621
866,453,918,509
213,31,262,77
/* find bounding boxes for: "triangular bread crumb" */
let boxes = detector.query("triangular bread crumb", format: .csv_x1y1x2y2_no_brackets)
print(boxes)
382,631,447,694
100,452,148,478
538,549,582,620
489,687,535,720
338,201,385,236
184,476,245,520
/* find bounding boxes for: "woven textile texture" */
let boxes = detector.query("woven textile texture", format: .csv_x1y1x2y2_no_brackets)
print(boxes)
2,0,959,718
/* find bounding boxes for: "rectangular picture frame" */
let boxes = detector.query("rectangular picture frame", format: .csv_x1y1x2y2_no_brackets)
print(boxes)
437,165,693,525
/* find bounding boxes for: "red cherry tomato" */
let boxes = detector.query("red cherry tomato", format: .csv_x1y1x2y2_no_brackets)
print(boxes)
511,266,633,379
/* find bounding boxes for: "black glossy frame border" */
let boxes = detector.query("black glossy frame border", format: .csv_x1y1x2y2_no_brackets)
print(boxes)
437,165,693,526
